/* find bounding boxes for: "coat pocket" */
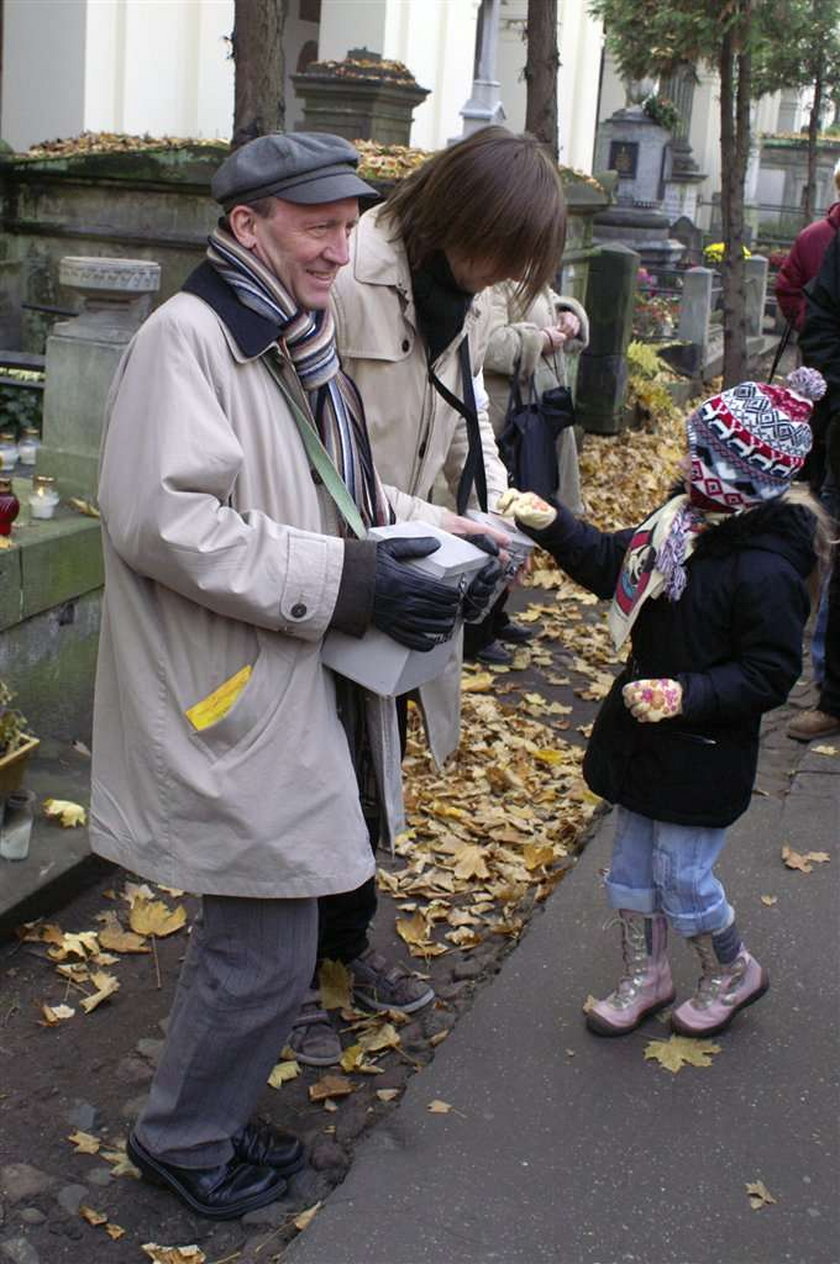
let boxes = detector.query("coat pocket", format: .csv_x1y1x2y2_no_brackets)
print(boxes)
185,635,282,760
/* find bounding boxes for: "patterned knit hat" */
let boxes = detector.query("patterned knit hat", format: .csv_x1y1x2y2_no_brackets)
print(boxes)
687,367,825,511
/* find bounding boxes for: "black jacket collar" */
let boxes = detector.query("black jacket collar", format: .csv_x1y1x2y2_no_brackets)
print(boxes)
181,261,281,359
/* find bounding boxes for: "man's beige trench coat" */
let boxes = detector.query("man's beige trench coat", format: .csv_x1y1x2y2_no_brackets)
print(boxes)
331,206,509,764
91,286,437,899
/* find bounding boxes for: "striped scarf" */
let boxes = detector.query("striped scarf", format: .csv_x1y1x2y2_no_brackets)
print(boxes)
207,225,392,532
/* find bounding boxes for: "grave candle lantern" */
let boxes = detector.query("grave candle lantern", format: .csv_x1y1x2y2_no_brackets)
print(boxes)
29,474,59,520
0,477,20,535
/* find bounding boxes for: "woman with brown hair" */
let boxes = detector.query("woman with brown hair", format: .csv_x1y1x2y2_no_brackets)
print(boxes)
289,128,568,1066
334,126,566,663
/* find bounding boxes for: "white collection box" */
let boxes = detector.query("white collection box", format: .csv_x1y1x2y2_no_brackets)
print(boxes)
321,521,489,696
466,509,536,574
467,509,536,604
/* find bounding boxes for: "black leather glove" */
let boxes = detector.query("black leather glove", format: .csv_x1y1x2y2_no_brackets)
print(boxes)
461,545,504,623
372,537,460,652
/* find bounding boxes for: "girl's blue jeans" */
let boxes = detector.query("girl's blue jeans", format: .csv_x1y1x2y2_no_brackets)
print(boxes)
605,806,734,937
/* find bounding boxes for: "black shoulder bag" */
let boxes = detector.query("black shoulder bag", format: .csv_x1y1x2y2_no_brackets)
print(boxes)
497,360,576,499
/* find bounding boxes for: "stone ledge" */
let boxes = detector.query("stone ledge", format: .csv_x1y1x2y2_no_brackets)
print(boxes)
0,482,102,631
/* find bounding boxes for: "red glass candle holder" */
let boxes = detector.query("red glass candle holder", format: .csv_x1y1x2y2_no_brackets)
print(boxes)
0,478,20,536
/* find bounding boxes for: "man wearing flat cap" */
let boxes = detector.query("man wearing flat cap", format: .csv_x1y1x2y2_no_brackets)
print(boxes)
91,131,500,1219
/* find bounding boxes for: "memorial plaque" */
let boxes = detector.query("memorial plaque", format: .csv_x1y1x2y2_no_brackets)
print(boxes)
608,140,639,179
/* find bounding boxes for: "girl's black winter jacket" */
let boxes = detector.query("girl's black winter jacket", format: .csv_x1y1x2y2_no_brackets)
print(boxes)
531,496,817,827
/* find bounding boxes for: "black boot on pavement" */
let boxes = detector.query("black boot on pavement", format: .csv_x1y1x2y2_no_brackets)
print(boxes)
232,1120,305,1176
127,1130,287,1220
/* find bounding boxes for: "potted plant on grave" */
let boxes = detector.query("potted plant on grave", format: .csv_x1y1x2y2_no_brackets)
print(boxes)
0,681,39,797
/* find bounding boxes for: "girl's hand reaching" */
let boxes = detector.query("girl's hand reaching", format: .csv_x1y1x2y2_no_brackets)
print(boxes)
496,488,557,530
622,678,683,723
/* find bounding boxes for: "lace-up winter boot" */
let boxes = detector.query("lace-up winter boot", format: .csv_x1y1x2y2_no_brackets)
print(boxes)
586,911,675,1036
671,925,769,1037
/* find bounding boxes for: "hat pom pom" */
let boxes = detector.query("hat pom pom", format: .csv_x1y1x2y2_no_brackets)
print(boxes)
786,366,827,401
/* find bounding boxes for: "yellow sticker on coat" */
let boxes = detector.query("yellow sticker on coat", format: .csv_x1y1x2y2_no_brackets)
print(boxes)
186,665,252,731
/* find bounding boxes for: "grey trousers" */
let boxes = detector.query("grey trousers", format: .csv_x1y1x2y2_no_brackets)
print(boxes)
135,894,317,1168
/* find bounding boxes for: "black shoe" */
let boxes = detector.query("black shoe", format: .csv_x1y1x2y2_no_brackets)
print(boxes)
232,1120,306,1176
476,641,512,666
127,1130,287,1220
497,619,534,645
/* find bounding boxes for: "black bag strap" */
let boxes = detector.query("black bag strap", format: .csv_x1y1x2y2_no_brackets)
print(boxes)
769,320,793,383
428,337,488,514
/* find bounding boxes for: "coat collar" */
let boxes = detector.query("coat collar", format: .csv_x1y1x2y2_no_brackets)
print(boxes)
182,261,281,360
352,205,412,298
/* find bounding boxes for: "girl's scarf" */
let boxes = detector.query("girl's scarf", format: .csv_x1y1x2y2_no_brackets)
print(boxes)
608,494,727,650
207,225,392,532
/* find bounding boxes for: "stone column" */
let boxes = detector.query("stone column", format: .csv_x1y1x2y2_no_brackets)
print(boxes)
745,255,769,339
459,0,505,135
676,266,712,376
575,242,640,435
37,256,160,500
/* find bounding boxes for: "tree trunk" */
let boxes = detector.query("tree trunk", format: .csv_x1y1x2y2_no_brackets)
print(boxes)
719,22,750,387
231,0,286,150
803,55,824,224
524,0,559,158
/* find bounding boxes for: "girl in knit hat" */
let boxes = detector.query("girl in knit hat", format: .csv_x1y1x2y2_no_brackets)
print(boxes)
498,368,833,1037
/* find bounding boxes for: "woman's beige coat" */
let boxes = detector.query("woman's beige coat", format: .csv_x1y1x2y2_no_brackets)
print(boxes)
91,291,386,898
331,206,509,763
484,282,589,513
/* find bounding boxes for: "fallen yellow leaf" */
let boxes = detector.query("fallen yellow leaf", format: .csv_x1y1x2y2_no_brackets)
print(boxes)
427,1099,452,1113
41,1003,76,1024
129,898,187,938
105,1223,126,1240
396,910,431,947
309,1074,355,1102
79,1205,108,1226
294,1202,322,1232
67,497,100,518
79,972,120,1014
42,798,87,828
376,1088,400,1102
644,1036,721,1073
811,744,837,756
97,913,150,954
358,1022,401,1054
781,845,831,874
267,1060,300,1088
100,1148,141,1178
47,930,99,961
67,1130,101,1154
760,895,778,907
746,1179,777,1210
142,1247,206,1264
319,958,352,1010
461,672,494,693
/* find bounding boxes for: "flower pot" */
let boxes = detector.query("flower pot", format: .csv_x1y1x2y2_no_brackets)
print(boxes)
0,735,39,798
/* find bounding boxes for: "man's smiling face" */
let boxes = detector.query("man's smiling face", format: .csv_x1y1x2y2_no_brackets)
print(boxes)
233,196,359,310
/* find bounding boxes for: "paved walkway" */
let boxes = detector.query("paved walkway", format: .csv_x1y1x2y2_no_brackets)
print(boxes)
287,714,839,1264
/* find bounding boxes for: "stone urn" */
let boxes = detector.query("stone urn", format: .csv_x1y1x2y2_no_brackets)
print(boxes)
58,256,161,342
292,48,429,146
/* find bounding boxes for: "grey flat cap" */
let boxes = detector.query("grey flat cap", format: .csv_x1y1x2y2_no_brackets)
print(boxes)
211,132,377,209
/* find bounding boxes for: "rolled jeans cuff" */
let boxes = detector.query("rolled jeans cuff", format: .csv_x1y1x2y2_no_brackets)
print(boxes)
664,897,735,938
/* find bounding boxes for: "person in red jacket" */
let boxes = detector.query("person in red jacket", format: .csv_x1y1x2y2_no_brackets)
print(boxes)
776,160,840,331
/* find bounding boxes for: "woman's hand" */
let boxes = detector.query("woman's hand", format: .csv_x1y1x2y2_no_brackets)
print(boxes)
541,311,581,354
622,678,683,723
441,511,511,568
